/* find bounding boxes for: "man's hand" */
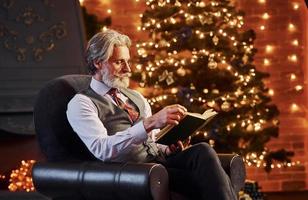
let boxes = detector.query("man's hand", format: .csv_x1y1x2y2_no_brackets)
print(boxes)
165,140,184,156
143,104,187,133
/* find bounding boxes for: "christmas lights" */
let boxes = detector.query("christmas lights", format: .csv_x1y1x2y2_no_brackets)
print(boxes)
8,160,36,192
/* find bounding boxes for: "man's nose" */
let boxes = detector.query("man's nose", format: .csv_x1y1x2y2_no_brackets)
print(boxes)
122,61,131,73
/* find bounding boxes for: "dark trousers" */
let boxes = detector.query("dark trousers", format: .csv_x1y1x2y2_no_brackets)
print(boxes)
160,142,237,200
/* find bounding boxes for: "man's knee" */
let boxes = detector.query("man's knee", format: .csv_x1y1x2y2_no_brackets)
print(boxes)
191,142,218,161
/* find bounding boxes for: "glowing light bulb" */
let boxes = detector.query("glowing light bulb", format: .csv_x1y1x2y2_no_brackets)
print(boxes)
291,103,299,112
290,73,297,81
288,23,296,31
295,85,303,91
258,0,266,3
293,3,299,10
263,58,270,66
107,9,112,14
265,45,274,53
268,89,274,96
79,0,84,6
292,39,299,46
262,13,270,20
288,54,298,62
260,25,265,30
171,88,178,94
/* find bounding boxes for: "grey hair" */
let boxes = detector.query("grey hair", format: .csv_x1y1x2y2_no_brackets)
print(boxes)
85,29,132,75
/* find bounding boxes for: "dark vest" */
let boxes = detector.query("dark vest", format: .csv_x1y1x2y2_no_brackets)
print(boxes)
79,87,162,163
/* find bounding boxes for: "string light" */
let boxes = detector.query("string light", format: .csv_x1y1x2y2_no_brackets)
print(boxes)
292,39,299,46
9,160,36,192
101,26,108,32
292,3,299,10
262,13,270,20
107,9,112,14
288,23,296,32
260,25,265,30
288,54,298,62
268,89,274,96
290,103,299,112
290,73,297,81
79,0,84,6
295,85,303,91
265,45,274,53
263,58,270,66
258,0,266,4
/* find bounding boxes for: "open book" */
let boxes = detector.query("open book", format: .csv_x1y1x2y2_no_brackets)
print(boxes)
155,109,218,145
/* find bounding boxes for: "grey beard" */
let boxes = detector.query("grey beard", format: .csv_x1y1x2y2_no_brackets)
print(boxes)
100,67,130,89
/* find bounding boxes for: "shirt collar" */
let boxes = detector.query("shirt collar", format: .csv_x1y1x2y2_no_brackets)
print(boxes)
90,77,111,96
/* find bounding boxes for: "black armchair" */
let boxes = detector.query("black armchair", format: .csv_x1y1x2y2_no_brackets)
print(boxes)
32,75,246,200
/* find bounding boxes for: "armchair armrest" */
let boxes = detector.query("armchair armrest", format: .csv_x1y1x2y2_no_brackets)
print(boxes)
218,154,246,194
32,162,169,200
32,154,245,200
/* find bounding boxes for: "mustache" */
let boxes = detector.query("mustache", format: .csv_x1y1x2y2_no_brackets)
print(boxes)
113,73,131,78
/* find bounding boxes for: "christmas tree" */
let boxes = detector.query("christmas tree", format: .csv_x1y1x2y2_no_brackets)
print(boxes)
132,0,293,171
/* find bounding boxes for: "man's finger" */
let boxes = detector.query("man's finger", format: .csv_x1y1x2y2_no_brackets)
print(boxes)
177,140,184,151
167,106,186,116
168,114,181,121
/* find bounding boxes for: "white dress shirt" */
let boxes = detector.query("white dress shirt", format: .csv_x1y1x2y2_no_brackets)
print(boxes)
66,77,164,162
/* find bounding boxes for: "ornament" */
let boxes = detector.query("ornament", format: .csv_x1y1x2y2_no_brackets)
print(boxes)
166,73,174,85
272,119,279,126
212,89,219,94
158,70,169,81
200,16,213,25
175,0,181,7
246,124,254,132
221,101,231,111
212,36,219,45
190,83,195,90
242,54,249,64
208,60,218,69
158,70,174,85
177,67,186,76
141,72,146,81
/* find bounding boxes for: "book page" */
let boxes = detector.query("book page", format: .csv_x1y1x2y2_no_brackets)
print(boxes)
187,109,217,120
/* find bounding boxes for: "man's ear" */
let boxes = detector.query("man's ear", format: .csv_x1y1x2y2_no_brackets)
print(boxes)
93,60,104,70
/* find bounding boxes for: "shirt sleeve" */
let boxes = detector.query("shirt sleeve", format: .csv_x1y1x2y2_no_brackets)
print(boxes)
66,94,148,162
134,91,168,153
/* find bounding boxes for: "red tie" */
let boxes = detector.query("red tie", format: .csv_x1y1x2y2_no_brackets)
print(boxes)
108,88,139,124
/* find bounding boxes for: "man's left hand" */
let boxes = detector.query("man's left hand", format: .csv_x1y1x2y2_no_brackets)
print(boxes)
165,140,184,156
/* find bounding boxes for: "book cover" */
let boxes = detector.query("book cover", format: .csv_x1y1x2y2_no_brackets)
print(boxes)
156,109,217,145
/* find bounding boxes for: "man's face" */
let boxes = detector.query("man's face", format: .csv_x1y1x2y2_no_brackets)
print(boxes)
101,46,131,88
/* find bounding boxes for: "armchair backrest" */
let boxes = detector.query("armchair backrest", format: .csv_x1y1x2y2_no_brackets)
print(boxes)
34,74,95,161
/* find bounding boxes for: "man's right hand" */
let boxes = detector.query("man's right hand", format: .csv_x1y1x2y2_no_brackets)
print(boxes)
143,104,187,133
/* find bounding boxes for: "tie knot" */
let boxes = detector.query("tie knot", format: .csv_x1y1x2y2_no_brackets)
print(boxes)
108,88,119,97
